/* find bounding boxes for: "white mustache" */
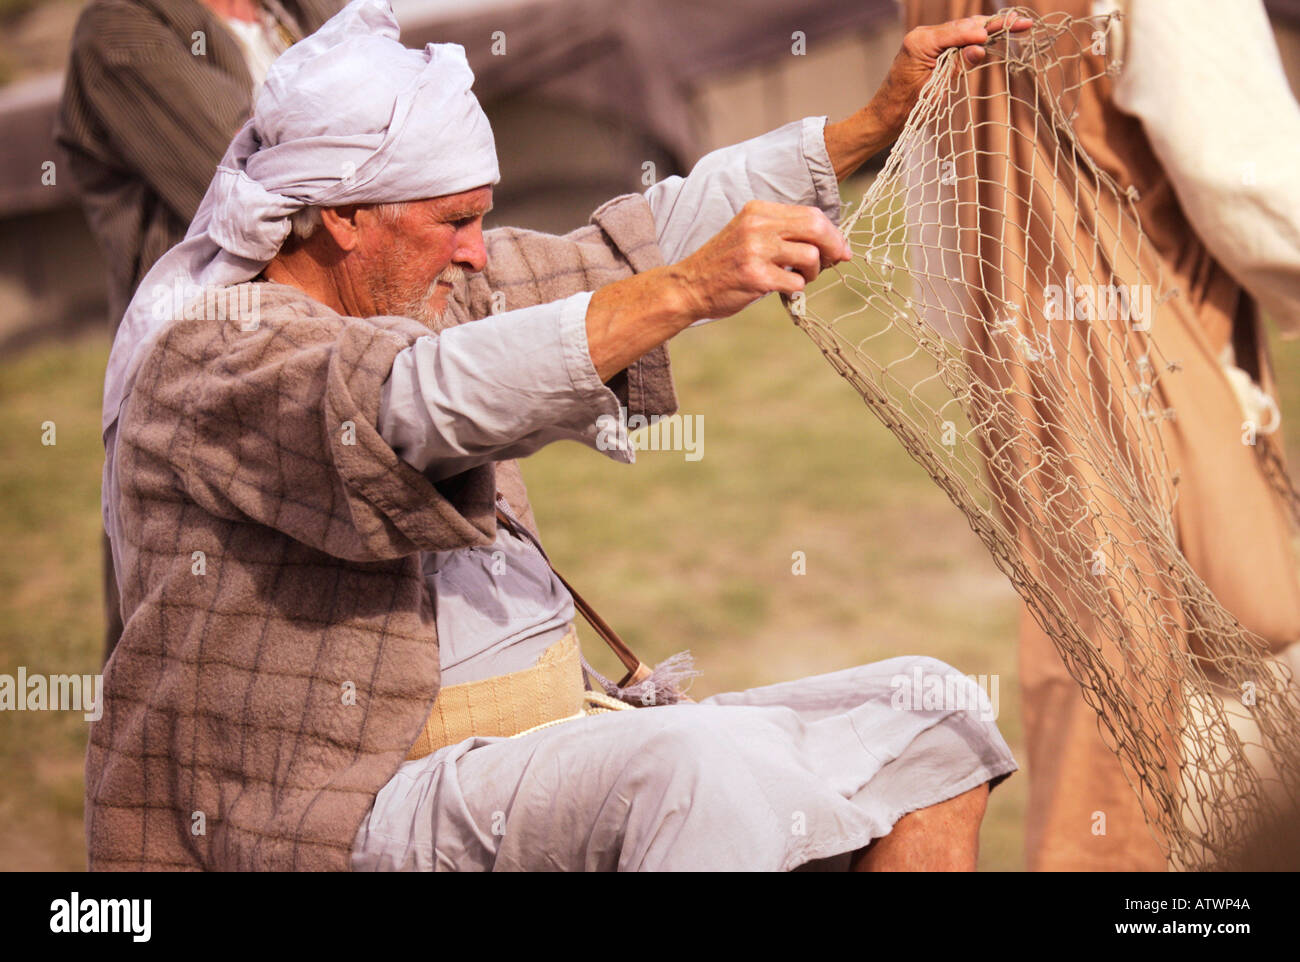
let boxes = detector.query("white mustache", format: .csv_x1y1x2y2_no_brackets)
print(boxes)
436,263,465,286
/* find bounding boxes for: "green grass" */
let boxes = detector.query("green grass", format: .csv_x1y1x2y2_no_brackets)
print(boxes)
0,330,107,870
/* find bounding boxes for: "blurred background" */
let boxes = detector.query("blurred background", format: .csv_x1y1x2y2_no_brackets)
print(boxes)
2,0,1300,870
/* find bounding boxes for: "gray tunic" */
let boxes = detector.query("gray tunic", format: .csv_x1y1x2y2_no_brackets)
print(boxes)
354,119,1018,870
351,657,1015,871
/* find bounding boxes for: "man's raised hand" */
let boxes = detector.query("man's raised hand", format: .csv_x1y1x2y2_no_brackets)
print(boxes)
870,14,1034,138
824,13,1034,180
670,200,851,321
584,200,849,382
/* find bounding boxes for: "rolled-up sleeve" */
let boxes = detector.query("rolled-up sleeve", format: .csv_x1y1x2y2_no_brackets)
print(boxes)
379,292,635,482
645,116,842,266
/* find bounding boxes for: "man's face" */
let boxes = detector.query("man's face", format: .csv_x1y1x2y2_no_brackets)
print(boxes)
355,186,493,326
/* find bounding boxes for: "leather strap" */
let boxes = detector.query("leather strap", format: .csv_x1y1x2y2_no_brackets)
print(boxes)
495,506,652,688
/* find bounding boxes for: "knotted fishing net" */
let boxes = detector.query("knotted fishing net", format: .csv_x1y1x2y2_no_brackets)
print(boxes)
787,8,1300,868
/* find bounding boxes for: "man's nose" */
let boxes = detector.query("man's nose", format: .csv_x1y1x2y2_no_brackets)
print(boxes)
455,224,488,274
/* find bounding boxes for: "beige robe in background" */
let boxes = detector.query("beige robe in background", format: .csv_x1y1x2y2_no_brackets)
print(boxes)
906,0,1300,870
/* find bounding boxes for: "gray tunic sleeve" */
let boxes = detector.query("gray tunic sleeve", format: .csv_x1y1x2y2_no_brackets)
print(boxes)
378,291,635,482
645,115,842,266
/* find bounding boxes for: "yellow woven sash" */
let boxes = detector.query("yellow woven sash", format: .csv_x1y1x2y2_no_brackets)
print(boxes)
407,628,587,761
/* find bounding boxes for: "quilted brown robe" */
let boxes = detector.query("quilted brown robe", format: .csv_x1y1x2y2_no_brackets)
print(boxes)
86,194,678,870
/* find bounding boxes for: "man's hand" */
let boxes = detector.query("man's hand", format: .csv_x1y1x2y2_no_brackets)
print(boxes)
824,14,1034,181
671,200,850,320
872,14,1034,136
585,201,849,381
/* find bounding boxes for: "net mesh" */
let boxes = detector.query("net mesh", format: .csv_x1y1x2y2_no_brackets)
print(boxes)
788,8,1300,868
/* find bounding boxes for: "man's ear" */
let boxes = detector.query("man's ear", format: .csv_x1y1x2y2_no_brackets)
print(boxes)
319,205,363,252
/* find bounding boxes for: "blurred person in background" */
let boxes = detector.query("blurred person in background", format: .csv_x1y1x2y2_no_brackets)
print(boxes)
906,0,1300,870
56,0,344,665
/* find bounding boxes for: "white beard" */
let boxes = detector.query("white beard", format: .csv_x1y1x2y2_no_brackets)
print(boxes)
389,261,465,327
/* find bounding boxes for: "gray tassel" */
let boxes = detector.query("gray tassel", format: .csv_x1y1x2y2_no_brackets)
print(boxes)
582,651,700,707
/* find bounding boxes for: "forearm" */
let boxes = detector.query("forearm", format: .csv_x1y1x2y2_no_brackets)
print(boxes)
587,197,849,380
823,104,900,182
585,266,697,382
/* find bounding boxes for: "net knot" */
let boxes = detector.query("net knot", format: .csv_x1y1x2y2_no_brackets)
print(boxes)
1141,406,1177,423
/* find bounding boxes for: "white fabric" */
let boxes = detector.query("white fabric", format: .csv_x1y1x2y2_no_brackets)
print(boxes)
644,115,842,268
1112,0,1300,335
383,291,612,486
1223,348,1282,435
101,0,500,438
223,14,290,93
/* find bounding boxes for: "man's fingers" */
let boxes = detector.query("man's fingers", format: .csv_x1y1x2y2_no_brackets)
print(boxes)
963,16,1031,64
702,201,852,312
984,14,1033,35
765,263,809,296
927,15,990,51
775,241,824,285
773,206,850,265
925,14,1032,56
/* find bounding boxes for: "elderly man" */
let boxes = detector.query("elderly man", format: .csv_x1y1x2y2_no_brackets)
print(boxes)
88,0,1018,871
